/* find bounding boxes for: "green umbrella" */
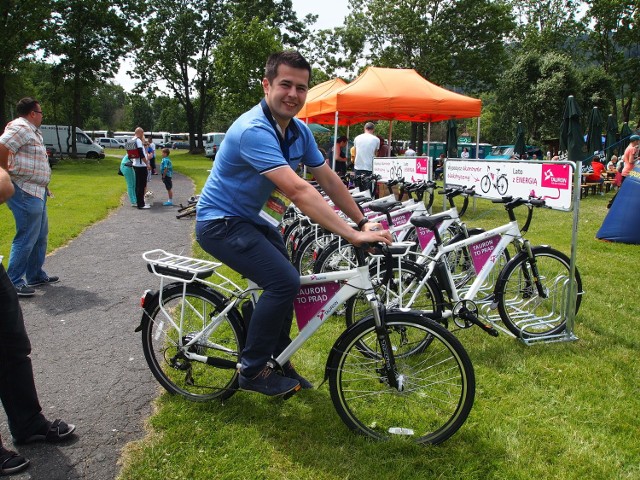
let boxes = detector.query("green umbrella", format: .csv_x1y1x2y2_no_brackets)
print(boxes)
560,95,587,162
620,122,633,154
445,119,458,157
307,123,331,134
513,122,525,157
585,106,603,157
604,114,618,162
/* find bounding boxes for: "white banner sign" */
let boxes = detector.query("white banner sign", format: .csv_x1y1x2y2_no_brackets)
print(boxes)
444,160,574,210
373,156,432,182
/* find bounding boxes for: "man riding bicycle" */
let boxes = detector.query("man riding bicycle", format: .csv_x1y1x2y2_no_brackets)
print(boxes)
195,51,391,397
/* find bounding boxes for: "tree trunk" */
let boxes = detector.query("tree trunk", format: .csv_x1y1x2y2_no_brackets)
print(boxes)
0,73,7,128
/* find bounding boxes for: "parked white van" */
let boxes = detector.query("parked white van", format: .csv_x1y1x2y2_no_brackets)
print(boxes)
40,125,105,159
204,132,225,159
98,137,125,149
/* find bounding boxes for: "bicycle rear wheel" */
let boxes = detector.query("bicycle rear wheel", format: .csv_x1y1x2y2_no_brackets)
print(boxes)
327,313,475,444
141,283,245,401
495,246,582,338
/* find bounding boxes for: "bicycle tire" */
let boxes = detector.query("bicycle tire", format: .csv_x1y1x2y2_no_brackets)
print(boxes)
327,312,475,444
495,246,582,338
293,230,335,274
140,283,245,401
344,258,443,327
313,238,358,273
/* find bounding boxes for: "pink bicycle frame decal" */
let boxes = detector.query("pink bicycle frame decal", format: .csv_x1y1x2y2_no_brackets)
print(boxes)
469,234,501,273
380,211,412,230
293,282,341,330
417,225,438,250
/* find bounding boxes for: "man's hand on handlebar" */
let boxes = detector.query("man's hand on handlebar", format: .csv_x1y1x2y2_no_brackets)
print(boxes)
353,222,392,246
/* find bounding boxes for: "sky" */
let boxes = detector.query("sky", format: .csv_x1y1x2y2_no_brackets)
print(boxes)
113,1,349,92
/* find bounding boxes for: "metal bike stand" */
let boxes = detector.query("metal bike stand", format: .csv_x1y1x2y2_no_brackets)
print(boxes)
519,160,580,345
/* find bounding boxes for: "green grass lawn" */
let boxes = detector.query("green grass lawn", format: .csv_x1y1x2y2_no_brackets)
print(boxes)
2,157,638,479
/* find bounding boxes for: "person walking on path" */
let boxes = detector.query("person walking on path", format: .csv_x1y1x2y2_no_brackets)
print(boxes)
159,148,174,206
130,128,151,209
0,166,76,478
353,122,379,177
120,153,137,206
195,50,391,397
0,97,59,297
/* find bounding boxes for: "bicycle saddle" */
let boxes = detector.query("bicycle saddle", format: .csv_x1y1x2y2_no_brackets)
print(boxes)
367,198,403,213
410,212,453,230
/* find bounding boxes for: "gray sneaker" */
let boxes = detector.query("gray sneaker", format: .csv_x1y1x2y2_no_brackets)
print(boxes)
15,285,36,297
239,366,301,396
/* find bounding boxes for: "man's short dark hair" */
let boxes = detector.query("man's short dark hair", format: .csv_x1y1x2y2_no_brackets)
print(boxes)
16,97,40,116
264,51,312,83
337,136,348,143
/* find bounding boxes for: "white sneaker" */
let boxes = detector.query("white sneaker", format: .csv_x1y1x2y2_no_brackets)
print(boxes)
139,205,151,209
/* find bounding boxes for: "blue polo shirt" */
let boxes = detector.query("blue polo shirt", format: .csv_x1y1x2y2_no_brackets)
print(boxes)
196,100,324,226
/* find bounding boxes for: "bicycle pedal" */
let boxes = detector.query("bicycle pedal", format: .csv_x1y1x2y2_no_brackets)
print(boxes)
280,384,301,400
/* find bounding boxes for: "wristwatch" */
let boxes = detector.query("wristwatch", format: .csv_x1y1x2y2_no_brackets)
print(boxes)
357,217,369,230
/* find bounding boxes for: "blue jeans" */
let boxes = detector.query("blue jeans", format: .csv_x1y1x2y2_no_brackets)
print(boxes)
196,218,299,377
0,263,47,440
5,184,49,287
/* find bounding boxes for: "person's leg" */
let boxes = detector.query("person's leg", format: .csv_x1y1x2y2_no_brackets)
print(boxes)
134,167,147,208
196,218,299,377
0,264,48,440
25,197,49,285
5,186,45,287
123,167,137,204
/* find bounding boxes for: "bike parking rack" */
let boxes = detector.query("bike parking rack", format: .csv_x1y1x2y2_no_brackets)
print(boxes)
442,158,582,345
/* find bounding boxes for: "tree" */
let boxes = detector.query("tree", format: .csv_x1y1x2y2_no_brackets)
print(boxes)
0,0,52,126
339,0,515,93
210,17,281,129
489,51,580,144
510,0,585,54
42,0,144,156
583,0,640,123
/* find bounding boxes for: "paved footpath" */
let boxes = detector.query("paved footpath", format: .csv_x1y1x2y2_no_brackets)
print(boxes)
0,173,196,480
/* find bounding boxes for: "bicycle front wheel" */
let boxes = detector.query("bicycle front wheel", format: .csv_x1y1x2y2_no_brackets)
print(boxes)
495,246,582,338
141,283,245,401
328,313,475,444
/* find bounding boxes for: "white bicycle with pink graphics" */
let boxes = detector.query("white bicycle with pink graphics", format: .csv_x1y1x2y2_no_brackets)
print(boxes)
137,242,475,445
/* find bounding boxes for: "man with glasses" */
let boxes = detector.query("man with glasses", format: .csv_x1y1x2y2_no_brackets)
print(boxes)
0,97,59,297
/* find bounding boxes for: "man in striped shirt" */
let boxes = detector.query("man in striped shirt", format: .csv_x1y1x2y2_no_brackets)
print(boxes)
0,97,59,297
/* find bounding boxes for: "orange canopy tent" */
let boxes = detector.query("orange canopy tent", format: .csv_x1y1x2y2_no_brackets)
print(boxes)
297,77,347,120
298,67,482,126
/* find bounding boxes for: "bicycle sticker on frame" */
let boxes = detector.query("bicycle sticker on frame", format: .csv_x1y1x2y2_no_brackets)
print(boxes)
293,282,341,330
469,234,501,274
444,159,573,210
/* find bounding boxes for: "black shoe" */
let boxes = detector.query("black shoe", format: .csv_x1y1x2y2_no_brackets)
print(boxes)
27,275,59,287
15,285,35,297
282,362,313,389
239,366,301,396
0,447,30,475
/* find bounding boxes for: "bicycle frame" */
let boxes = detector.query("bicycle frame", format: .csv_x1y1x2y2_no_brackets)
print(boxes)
404,220,521,314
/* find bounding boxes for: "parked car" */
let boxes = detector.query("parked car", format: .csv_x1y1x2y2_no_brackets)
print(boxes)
98,137,125,149
171,141,190,149
485,145,544,160
46,146,59,167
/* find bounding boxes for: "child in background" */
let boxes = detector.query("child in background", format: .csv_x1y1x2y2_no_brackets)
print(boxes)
159,148,174,206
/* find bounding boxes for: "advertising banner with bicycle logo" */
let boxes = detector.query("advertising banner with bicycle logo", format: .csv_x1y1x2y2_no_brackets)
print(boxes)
373,156,431,181
444,159,573,210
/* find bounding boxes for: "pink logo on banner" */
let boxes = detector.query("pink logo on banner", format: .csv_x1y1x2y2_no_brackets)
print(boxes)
293,282,341,330
415,157,428,175
541,163,570,190
469,235,501,273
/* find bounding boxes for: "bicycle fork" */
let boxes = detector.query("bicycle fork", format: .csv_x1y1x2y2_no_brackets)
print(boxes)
369,297,404,391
